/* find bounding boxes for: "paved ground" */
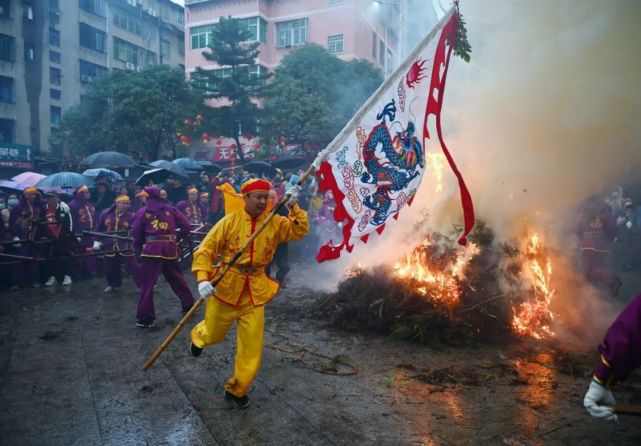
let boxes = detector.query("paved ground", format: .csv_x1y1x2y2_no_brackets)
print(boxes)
0,264,640,446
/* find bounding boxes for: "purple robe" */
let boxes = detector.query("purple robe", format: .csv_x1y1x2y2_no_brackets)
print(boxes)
175,199,208,226
132,190,194,324
593,292,641,387
8,197,42,285
69,193,97,276
132,200,191,259
96,206,136,255
96,205,140,288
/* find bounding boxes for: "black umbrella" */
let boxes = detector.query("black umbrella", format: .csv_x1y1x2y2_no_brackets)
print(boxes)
243,160,276,178
198,160,224,173
272,155,307,170
149,160,189,179
82,151,137,168
136,168,171,187
173,157,204,171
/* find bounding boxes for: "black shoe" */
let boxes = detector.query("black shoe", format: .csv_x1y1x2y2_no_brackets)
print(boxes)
136,320,155,328
190,343,202,357
224,391,250,409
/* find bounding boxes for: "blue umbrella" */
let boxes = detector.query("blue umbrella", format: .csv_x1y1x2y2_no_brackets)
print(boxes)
173,157,204,171
82,168,124,182
82,151,137,168
37,172,92,194
149,160,189,179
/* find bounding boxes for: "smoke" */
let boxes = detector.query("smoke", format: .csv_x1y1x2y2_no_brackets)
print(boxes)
304,1,641,348
442,0,641,238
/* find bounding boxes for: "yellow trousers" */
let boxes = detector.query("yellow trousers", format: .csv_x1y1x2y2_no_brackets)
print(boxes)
191,288,265,397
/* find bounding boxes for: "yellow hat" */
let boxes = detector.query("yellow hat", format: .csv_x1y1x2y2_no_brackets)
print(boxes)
187,187,198,194
76,185,89,193
115,195,130,203
24,187,38,194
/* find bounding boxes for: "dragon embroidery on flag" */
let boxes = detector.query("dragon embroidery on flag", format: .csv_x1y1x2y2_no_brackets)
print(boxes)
360,100,424,225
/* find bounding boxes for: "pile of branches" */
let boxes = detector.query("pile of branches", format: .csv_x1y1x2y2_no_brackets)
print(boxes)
313,222,515,347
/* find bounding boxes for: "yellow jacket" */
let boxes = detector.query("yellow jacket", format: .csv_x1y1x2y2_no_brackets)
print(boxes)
192,204,309,306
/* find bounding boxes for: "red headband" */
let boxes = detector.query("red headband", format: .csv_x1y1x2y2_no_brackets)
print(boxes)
241,179,271,194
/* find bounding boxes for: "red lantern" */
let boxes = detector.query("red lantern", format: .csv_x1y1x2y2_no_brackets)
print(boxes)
180,135,191,145
184,119,193,126
201,132,210,143
195,114,204,122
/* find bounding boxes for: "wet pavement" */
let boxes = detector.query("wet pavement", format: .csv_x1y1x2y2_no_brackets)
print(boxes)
0,266,640,445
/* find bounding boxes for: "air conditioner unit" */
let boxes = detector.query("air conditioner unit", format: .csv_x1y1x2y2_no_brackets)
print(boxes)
136,65,143,72
80,74,92,82
127,0,138,6
148,8,157,17
125,62,135,70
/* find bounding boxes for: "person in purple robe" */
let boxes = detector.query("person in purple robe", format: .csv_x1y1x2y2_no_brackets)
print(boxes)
9,187,42,288
175,187,208,228
132,186,194,328
584,291,641,421
94,195,141,293
69,185,97,277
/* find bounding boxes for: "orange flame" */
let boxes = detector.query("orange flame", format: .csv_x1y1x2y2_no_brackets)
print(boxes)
393,237,479,309
511,231,556,339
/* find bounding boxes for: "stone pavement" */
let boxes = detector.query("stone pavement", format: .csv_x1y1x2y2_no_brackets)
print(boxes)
1,269,641,446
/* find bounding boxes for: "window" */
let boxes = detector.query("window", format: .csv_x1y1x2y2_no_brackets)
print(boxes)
24,4,34,21
79,59,107,80
79,22,106,53
0,76,12,102
238,17,267,43
177,10,184,25
50,67,61,85
113,37,139,65
0,0,11,19
327,34,343,55
379,39,384,65
49,50,60,63
49,0,59,10
113,8,141,36
0,34,15,62
79,0,106,17
372,32,376,59
51,106,61,125
24,43,35,61
144,50,156,66
386,49,393,74
50,88,61,100
190,25,215,50
276,18,308,48
49,28,60,47
160,39,170,58
49,12,59,26
0,118,15,142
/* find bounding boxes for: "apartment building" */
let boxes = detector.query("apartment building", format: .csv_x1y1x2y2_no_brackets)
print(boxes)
184,0,402,79
0,0,185,162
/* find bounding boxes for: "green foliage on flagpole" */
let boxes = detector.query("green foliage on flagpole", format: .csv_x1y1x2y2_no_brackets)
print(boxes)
453,13,472,63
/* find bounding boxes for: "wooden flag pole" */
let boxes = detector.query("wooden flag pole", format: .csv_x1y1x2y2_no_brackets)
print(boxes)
142,166,316,371
613,404,641,417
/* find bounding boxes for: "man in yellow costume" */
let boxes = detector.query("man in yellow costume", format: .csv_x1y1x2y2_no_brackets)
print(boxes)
190,178,308,409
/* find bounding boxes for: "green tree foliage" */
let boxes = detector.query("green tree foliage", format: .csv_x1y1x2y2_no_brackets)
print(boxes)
190,16,270,162
261,44,383,152
50,65,201,161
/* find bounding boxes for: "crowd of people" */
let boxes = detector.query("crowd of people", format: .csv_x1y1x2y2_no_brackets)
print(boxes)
0,166,341,292
574,184,641,297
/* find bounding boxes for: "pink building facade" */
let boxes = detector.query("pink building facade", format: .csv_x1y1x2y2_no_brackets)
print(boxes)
184,0,400,77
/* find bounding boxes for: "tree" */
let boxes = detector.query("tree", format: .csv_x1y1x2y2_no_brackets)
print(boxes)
190,16,270,162
51,65,201,161
261,44,384,153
